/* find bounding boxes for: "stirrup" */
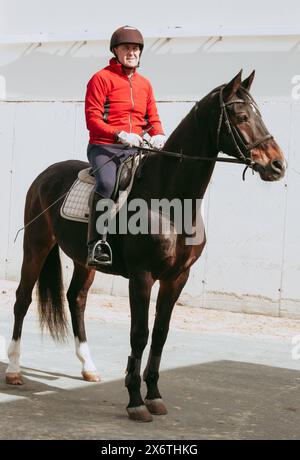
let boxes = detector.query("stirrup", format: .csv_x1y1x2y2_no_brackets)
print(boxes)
88,240,112,266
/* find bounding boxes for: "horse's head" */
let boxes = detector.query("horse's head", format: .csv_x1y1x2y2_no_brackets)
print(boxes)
214,70,286,181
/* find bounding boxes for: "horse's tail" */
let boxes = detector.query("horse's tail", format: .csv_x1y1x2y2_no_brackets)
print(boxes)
37,244,68,342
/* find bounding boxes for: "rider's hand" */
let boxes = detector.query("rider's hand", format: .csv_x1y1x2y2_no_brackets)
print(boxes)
116,131,143,147
149,134,166,150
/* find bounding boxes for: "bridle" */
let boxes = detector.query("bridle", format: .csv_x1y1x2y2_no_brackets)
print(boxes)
136,87,274,180
216,86,273,166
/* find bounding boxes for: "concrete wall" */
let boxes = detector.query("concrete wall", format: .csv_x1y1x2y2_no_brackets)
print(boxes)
0,0,300,318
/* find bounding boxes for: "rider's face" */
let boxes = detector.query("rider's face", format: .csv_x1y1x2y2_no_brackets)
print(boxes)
114,44,141,68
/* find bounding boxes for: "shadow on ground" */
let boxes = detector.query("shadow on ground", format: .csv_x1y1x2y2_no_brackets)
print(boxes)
0,360,299,440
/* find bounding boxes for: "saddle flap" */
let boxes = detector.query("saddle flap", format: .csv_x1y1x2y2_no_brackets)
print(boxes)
112,154,135,200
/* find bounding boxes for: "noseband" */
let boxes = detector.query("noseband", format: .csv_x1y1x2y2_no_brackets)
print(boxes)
216,86,273,166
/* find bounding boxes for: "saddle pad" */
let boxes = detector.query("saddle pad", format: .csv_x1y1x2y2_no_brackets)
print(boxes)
60,154,142,223
60,179,94,222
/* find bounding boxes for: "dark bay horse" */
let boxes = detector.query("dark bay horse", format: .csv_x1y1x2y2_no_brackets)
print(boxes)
5,70,286,422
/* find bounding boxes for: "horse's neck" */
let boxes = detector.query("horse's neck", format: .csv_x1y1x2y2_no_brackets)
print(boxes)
142,104,217,200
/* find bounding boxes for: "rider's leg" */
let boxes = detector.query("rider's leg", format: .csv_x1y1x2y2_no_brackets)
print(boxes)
86,143,135,266
86,145,117,266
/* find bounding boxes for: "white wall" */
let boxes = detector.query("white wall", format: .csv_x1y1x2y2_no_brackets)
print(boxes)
0,1,300,318
1,0,300,38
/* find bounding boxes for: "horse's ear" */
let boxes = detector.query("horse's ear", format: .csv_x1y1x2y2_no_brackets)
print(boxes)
223,69,242,100
241,70,255,91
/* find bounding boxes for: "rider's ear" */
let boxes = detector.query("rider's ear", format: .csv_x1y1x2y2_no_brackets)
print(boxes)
223,70,242,100
241,70,255,91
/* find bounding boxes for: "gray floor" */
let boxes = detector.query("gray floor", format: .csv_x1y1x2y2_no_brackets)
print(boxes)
0,305,300,440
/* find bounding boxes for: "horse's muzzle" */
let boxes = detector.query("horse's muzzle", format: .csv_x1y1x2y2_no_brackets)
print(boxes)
254,158,286,181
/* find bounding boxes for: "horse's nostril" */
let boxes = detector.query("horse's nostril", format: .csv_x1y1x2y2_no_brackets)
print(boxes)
271,160,284,173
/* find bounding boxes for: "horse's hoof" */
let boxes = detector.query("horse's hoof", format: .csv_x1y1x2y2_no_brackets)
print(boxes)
5,372,24,385
81,371,101,382
127,405,153,422
144,398,168,415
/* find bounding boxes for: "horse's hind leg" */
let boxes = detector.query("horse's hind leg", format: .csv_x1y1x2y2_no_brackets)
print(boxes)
66,262,99,382
143,269,190,415
6,232,54,385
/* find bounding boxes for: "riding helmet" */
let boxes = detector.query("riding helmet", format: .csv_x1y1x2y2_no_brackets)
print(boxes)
110,25,144,53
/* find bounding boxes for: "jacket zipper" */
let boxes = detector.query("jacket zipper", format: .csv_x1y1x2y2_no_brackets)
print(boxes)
128,75,134,133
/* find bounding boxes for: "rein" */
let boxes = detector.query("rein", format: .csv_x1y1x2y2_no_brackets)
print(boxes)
135,144,254,182
136,144,252,164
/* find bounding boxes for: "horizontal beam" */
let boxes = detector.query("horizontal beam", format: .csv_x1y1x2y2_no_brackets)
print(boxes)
0,25,300,44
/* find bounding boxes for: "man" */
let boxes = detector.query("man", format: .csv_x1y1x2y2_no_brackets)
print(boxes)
85,25,166,266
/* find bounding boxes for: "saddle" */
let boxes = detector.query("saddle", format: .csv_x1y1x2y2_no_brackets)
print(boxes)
60,153,142,222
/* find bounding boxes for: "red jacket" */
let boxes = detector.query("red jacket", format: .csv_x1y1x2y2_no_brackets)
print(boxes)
85,58,164,145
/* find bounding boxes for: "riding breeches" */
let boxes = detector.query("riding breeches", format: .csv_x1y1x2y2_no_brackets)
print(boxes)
87,143,136,198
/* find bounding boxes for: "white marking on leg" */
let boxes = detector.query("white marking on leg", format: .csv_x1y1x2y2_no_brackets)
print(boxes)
6,339,21,374
74,337,97,373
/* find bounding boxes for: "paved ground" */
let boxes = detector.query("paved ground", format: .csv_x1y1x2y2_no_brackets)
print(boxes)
0,280,300,440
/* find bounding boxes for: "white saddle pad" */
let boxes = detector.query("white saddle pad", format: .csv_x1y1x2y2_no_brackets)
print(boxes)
60,154,142,223
60,174,94,222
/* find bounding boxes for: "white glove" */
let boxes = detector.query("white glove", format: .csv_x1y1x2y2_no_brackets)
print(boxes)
117,131,143,147
149,134,166,150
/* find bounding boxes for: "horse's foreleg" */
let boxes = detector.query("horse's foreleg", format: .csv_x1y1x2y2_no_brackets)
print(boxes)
126,271,154,422
66,263,99,382
143,269,190,415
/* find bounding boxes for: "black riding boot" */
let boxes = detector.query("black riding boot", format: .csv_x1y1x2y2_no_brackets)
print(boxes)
87,191,112,266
